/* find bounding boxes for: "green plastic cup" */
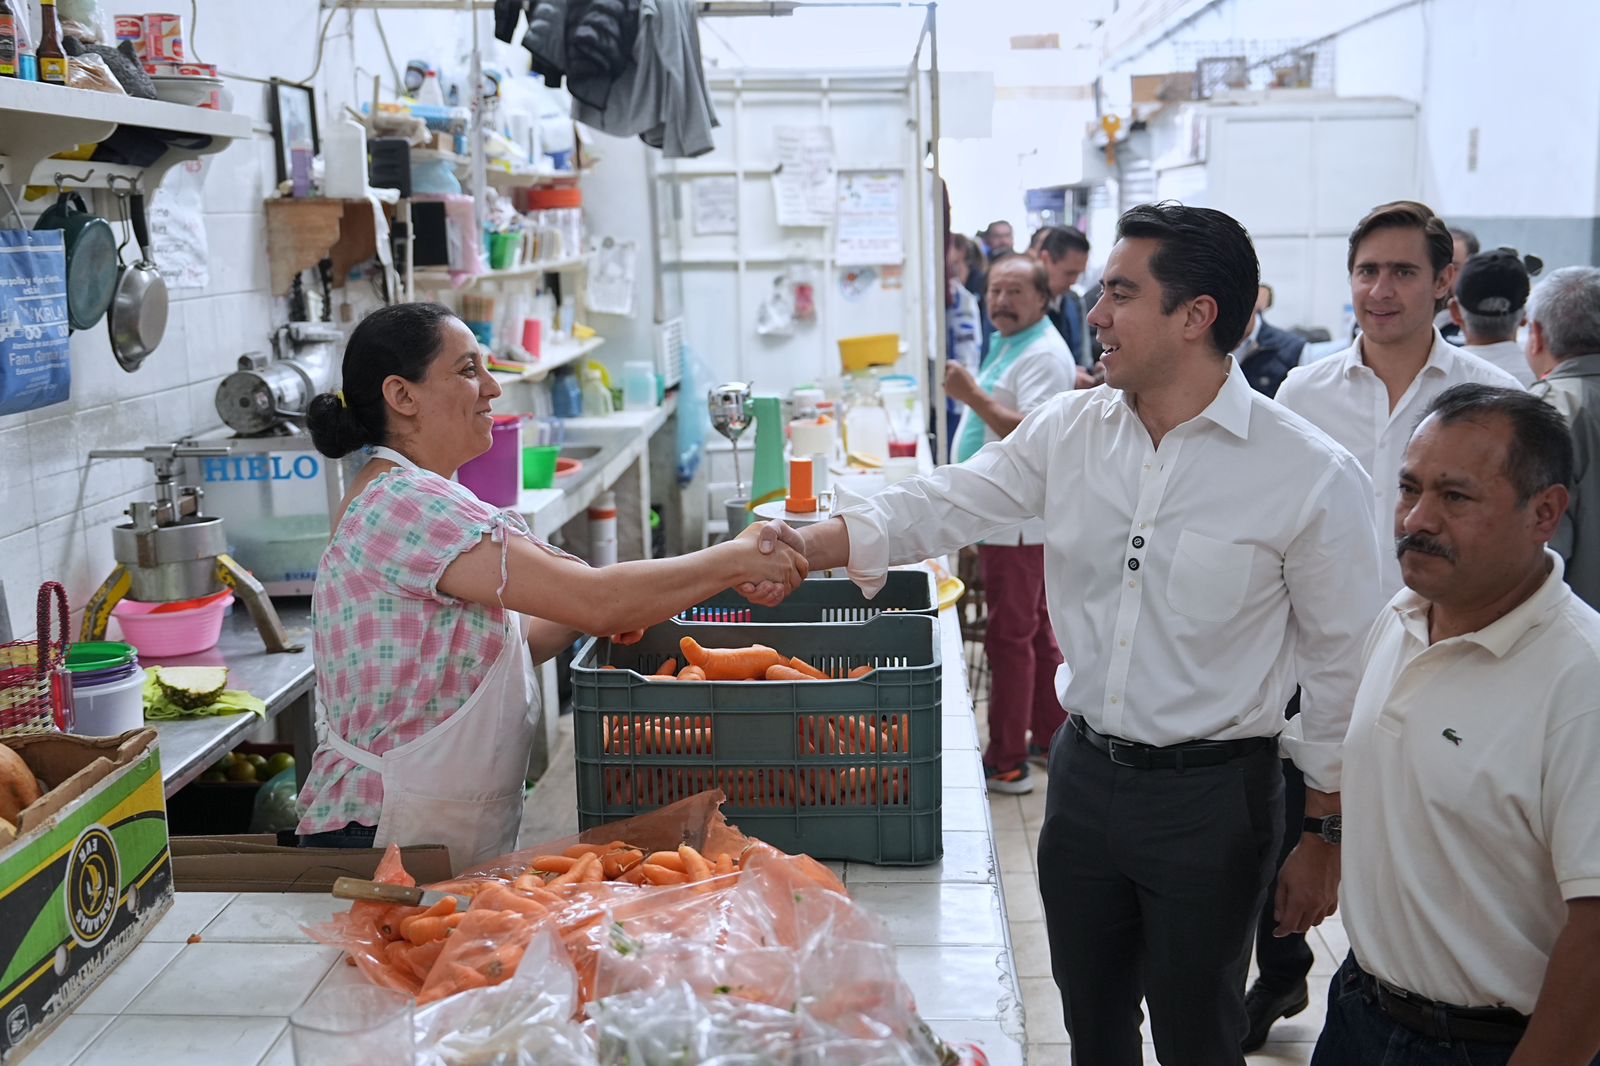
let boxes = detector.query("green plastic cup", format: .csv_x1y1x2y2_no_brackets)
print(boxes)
489,231,521,270
523,445,560,489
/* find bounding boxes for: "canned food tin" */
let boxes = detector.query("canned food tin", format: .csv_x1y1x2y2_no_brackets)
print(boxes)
142,12,184,62
114,14,145,56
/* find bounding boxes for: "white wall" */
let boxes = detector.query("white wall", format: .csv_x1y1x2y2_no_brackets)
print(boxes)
0,0,506,638
1098,0,1600,226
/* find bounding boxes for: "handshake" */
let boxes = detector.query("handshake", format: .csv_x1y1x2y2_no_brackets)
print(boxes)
731,519,816,607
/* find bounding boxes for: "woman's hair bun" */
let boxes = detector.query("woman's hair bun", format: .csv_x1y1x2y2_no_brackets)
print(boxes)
306,392,375,458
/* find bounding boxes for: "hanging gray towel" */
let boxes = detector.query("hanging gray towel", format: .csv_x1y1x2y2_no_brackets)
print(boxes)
571,0,719,159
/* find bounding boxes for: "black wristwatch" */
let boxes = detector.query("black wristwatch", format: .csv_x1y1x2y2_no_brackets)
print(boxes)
1304,815,1342,845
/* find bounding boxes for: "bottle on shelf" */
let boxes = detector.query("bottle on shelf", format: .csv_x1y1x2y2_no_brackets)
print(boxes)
0,0,19,79
35,0,64,85
417,69,445,107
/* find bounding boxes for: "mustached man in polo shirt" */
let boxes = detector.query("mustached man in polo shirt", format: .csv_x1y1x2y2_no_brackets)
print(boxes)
1313,384,1600,1066
1245,202,1524,1050
758,202,1385,1065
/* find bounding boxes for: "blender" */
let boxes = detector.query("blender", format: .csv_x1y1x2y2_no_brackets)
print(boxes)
708,383,754,534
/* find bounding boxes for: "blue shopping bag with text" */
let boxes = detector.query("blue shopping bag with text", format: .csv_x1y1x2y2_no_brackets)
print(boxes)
0,227,71,416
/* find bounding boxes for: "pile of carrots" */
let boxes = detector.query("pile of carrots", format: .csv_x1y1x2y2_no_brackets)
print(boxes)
335,839,845,1007
602,637,877,683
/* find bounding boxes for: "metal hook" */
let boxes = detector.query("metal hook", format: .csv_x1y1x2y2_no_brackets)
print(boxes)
53,170,96,192
106,174,140,192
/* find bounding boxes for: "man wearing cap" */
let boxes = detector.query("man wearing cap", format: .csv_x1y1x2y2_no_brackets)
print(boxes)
1528,266,1600,608
1452,250,1538,386
1251,201,1522,1050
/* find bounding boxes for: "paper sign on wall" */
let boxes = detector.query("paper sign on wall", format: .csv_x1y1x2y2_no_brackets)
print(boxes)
834,172,902,266
148,159,210,290
772,126,835,228
692,177,738,235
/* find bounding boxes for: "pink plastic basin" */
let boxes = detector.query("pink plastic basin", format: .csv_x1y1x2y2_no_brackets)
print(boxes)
456,415,523,507
112,593,234,657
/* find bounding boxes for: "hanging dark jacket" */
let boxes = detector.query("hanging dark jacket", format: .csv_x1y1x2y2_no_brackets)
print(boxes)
567,0,639,101
521,0,572,88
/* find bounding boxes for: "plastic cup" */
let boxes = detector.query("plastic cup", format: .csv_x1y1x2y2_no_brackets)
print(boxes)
725,496,753,536
523,445,560,489
290,985,413,1066
489,230,521,270
520,317,542,358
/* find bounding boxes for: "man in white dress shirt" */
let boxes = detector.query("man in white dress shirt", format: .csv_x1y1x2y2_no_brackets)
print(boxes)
763,203,1384,1064
1243,201,1524,1049
1313,383,1600,1066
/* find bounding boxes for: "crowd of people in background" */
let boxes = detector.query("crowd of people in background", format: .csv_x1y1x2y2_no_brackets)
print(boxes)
928,198,1600,1064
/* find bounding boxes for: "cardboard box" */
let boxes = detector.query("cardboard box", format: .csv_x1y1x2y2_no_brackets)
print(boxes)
1132,71,1196,105
170,835,453,893
0,730,173,1063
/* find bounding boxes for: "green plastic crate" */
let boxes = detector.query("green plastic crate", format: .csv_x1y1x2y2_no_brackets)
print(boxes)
571,615,942,865
677,569,938,623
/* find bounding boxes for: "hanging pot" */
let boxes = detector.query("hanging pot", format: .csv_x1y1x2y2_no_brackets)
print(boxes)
34,191,119,331
107,191,168,372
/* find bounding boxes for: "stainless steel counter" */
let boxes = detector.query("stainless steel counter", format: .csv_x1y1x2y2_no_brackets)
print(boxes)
146,600,315,797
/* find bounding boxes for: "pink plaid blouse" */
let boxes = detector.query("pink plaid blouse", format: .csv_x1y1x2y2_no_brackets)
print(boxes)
296,467,529,835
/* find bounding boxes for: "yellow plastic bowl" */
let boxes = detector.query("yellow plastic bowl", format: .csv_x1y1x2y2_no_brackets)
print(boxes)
838,334,900,372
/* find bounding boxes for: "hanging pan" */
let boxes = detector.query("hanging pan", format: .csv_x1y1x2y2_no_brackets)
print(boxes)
107,188,168,372
34,184,119,331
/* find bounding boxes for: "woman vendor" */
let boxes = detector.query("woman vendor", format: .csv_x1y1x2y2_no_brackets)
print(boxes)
296,302,806,870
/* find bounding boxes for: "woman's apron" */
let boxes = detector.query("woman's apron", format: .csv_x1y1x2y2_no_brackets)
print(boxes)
314,446,539,872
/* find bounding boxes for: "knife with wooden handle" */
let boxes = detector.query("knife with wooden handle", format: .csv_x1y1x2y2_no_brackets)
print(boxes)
331,876,472,909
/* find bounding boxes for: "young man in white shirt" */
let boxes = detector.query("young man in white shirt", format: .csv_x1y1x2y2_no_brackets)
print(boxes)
1243,202,1524,1049
943,254,1078,793
760,203,1384,1065
1451,248,1538,387
1314,384,1600,1066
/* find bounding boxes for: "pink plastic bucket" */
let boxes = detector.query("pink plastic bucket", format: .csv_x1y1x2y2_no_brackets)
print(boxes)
112,593,234,657
457,415,523,507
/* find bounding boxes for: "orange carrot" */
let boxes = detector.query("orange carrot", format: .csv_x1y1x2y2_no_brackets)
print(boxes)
639,863,689,885
549,852,599,885
652,657,678,677
713,852,735,877
531,854,577,874
678,637,782,680
785,657,830,680
644,850,687,872
764,664,817,682
677,664,707,681
404,909,464,945
397,897,457,943
848,664,875,678
678,844,713,883
601,848,644,879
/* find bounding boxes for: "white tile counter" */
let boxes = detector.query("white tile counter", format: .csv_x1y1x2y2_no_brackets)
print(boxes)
25,608,1025,1065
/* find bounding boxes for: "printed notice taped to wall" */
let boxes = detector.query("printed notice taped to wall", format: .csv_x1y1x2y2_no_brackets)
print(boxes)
835,172,902,266
149,159,211,290
692,177,738,235
772,126,836,228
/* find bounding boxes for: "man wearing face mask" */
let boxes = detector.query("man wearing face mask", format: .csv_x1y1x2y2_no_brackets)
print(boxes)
1312,384,1600,1066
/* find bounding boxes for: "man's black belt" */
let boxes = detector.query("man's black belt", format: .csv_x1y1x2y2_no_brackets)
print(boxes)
1356,963,1528,1045
1071,718,1275,769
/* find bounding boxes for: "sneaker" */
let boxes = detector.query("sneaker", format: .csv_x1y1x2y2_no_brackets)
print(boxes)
1026,742,1051,767
984,762,1033,795
1241,978,1309,1052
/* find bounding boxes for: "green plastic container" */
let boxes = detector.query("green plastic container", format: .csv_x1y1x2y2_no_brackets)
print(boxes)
571,615,942,865
523,445,560,489
679,570,938,623
66,641,137,673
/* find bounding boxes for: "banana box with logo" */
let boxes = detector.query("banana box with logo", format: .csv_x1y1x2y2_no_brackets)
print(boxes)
0,729,173,1063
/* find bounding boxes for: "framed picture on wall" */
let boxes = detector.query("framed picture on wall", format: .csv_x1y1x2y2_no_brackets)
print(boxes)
268,79,319,186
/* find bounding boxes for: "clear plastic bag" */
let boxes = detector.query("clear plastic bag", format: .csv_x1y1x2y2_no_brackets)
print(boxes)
305,792,956,1065
66,52,124,95
414,927,595,1065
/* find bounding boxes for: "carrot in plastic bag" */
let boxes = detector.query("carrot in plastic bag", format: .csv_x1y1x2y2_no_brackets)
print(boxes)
639,863,689,885
531,854,577,874
644,850,686,872
678,844,713,883
601,848,644,879
549,852,600,885
398,897,457,944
